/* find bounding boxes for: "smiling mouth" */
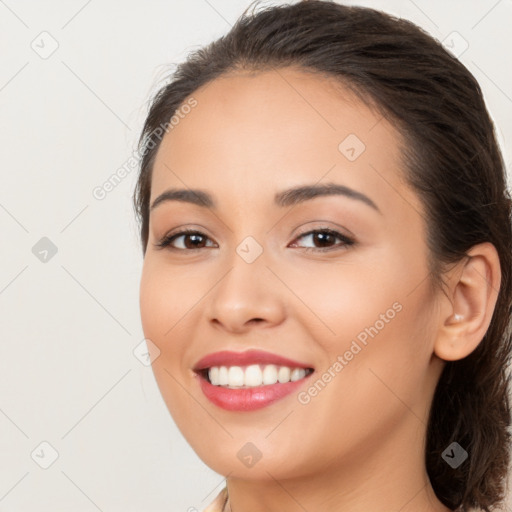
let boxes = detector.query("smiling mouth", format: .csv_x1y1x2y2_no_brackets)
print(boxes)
197,364,315,389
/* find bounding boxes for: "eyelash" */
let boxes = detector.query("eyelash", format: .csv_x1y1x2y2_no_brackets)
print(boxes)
154,227,355,253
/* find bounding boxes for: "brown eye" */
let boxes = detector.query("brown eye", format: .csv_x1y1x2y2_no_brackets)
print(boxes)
154,227,355,253
290,228,355,252
155,230,216,250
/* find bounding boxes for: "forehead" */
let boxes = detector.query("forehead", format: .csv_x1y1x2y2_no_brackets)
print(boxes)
150,66,419,216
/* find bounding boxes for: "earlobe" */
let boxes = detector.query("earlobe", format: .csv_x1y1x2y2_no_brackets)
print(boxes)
433,242,501,362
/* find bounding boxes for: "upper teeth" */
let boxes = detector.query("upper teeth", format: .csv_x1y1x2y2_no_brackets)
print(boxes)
208,364,310,388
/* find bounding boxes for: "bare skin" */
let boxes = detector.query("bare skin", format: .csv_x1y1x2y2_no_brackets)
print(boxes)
139,66,500,512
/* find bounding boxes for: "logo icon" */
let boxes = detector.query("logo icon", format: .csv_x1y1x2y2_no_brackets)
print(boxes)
442,441,468,468
338,134,366,161
236,236,263,264
32,237,58,263
31,441,59,469
31,31,59,59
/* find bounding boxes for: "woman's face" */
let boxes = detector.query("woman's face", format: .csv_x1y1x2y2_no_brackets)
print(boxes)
139,67,446,481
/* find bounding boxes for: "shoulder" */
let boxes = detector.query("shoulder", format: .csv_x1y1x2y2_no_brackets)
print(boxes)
201,486,228,512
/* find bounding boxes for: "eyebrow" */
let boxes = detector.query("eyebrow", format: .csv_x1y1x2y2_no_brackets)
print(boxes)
150,182,381,213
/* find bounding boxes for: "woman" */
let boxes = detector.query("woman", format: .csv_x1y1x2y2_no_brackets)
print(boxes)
133,1,512,511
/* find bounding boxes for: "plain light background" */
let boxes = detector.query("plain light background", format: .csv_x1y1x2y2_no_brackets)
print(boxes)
0,1,511,510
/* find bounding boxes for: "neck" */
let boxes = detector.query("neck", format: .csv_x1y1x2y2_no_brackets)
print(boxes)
223,417,454,512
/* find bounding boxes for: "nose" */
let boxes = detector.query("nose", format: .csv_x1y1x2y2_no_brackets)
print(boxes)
206,249,287,334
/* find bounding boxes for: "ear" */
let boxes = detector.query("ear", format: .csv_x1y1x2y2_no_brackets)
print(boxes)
434,242,501,361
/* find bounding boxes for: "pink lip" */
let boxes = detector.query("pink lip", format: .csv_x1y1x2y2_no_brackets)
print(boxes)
193,349,313,371
192,349,315,412
197,374,313,411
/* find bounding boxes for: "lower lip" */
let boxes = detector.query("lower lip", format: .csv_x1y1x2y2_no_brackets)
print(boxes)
197,372,314,411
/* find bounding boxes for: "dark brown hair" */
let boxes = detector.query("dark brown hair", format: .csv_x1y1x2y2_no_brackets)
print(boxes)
133,1,512,509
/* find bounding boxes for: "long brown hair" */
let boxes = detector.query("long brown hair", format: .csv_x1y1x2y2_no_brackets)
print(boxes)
133,1,512,509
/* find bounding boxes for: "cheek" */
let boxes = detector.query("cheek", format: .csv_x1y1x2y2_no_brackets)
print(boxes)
139,262,168,343
139,257,215,387
291,245,436,390
139,260,198,420
282,257,403,345
139,259,187,369
139,258,196,341
308,243,433,350
317,278,437,420
294,294,436,464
